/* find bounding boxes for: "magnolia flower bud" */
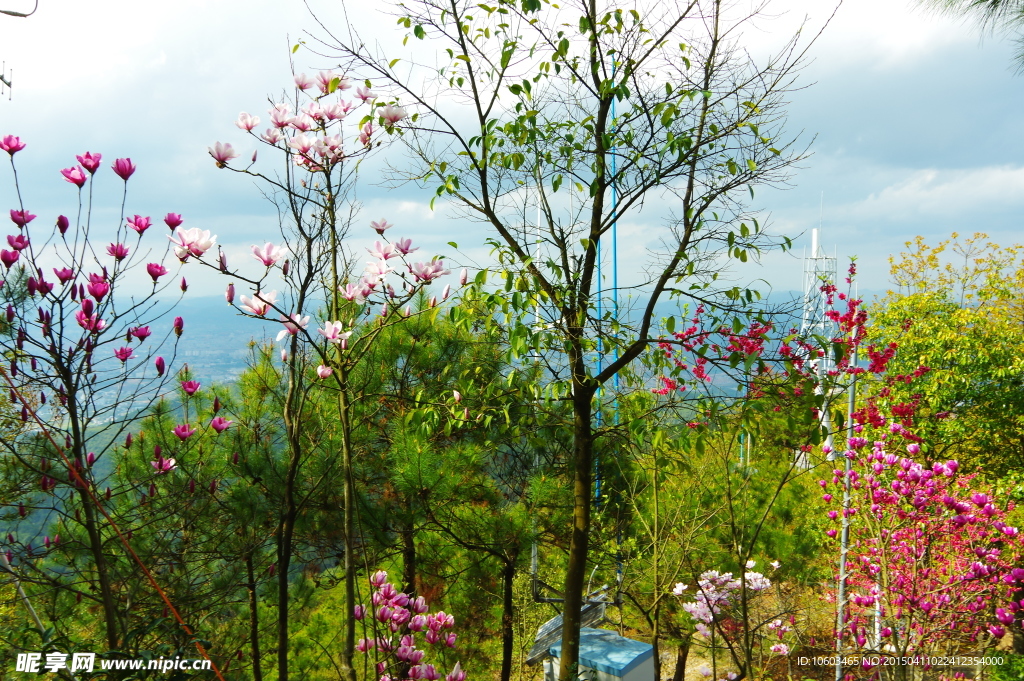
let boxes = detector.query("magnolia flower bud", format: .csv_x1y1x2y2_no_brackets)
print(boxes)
180,277,188,292
226,283,235,305
459,268,468,286
173,316,184,336
219,250,229,272
453,390,462,403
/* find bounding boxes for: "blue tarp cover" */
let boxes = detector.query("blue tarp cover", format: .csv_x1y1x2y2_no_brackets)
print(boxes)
549,628,653,677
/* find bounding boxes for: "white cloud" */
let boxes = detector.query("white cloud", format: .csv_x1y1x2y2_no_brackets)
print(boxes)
845,165,1024,221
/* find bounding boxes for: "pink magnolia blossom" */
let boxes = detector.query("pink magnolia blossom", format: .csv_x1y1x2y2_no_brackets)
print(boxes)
240,290,278,316
370,218,393,235
53,267,74,284
181,380,201,395
364,259,394,281
318,321,352,344
288,115,315,132
131,325,151,341
276,312,310,341
10,210,35,227
315,70,342,93
288,133,314,154
74,305,105,332
147,263,168,282
0,135,26,155
315,135,344,162
151,456,177,474
169,227,217,261
106,243,130,261
210,416,232,433
7,234,28,251
262,128,284,144
236,112,261,131
294,73,315,90
269,103,292,128
164,213,183,229
61,165,87,188
252,242,287,266
209,142,239,168
127,215,151,235
445,663,465,681
323,102,349,121
86,274,110,301
393,238,418,255
409,260,449,283
368,241,397,260
172,423,196,441
339,282,370,303
76,151,102,173
356,85,374,102
381,104,408,126
27,275,52,297
111,157,136,181
316,364,333,379
113,347,135,362
303,101,325,120
359,121,374,146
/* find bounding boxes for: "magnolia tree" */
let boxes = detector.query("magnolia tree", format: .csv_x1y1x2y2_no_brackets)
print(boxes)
0,135,244,674
354,570,466,681
179,70,465,681
820,427,1024,680
674,564,794,681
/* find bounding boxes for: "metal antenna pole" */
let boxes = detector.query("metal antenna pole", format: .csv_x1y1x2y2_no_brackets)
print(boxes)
835,346,856,681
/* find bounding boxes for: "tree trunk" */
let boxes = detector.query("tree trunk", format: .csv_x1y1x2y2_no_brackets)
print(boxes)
500,558,516,681
402,516,417,597
338,384,358,681
276,363,303,681
246,553,264,681
670,640,690,681
558,384,595,681
80,489,119,650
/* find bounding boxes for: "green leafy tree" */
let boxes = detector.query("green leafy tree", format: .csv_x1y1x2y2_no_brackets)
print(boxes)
323,0,814,672
866,232,1024,477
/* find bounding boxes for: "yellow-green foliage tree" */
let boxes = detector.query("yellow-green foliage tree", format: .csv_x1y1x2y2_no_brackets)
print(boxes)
866,232,1024,477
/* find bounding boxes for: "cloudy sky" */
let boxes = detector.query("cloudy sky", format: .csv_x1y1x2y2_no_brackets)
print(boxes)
1,0,1021,301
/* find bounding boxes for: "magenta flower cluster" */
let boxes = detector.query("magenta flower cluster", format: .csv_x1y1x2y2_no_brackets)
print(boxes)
821,423,1024,661
355,571,465,681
